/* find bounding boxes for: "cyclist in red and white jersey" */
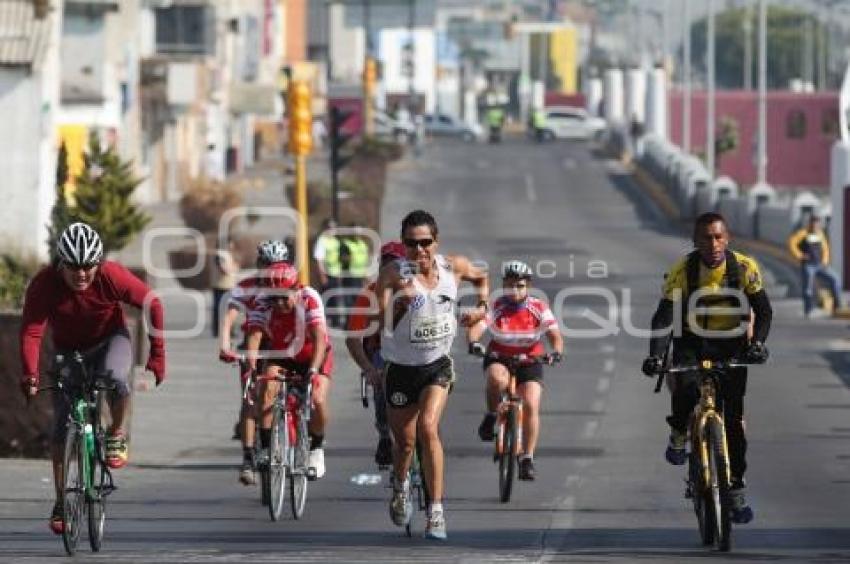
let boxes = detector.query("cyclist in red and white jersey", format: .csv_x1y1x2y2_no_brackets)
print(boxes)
245,262,334,480
19,222,166,534
467,260,563,481
218,239,289,485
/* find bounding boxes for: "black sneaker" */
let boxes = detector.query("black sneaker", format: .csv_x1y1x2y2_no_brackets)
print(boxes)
375,437,393,467
478,413,496,442
519,458,535,481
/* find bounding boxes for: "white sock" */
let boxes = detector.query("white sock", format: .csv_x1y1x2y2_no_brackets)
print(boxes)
521,453,533,462
429,501,443,515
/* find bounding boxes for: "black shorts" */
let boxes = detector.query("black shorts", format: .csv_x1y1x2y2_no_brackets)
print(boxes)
384,356,454,409
483,357,544,385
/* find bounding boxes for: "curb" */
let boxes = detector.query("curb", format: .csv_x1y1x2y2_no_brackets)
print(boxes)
625,157,798,270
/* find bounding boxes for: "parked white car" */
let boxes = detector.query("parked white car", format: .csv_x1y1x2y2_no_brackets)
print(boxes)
374,111,415,142
540,106,606,141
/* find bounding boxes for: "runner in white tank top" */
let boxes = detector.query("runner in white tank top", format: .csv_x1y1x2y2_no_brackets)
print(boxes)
380,254,458,366
374,210,489,541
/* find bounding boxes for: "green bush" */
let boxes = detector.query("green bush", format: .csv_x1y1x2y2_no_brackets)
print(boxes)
179,177,243,233
354,136,404,161
0,252,42,310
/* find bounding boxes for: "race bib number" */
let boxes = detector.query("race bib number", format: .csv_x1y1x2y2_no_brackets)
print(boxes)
410,313,454,348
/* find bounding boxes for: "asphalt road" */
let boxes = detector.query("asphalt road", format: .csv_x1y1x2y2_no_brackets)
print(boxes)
2,136,849,563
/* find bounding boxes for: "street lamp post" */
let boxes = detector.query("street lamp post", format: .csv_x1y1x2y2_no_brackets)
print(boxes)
757,0,767,185
706,0,716,176
683,0,691,153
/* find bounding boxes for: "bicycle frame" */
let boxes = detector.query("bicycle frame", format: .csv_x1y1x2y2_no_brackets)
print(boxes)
691,369,731,489
60,354,114,503
495,371,522,458
659,358,746,552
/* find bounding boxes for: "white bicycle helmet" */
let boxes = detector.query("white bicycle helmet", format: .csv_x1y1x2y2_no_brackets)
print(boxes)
503,260,533,280
57,222,104,266
256,239,289,265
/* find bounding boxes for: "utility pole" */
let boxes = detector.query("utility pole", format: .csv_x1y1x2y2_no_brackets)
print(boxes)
706,0,716,176
407,0,416,110
756,0,767,184
683,0,691,153
363,0,374,136
288,81,313,285
743,7,753,90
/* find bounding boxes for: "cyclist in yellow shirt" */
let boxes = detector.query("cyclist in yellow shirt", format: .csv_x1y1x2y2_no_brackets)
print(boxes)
641,212,773,524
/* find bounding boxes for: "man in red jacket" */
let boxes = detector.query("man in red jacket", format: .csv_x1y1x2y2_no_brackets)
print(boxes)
19,222,166,535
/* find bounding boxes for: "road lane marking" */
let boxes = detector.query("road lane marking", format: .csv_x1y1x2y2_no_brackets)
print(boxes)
603,359,615,373
445,190,457,210
524,173,537,203
562,158,577,170
599,344,615,354
581,421,599,439
591,399,605,413
597,377,611,393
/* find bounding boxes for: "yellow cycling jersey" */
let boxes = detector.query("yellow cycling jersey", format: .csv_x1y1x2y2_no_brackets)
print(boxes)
662,250,763,333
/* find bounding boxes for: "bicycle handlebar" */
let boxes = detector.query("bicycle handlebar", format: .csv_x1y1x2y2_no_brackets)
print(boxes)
652,359,750,394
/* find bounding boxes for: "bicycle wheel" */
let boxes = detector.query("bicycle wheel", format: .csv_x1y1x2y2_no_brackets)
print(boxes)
689,450,713,546
498,409,517,503
257,429,270,506
87,443,105,551
61,426,84,555
268,403,287,521
289,413,309,519
706,418,732,552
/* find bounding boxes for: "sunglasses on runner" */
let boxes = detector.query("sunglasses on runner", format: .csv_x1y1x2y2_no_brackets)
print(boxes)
403,238,434,249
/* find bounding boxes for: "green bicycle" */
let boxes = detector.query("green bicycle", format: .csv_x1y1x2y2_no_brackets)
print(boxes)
44,351,117,555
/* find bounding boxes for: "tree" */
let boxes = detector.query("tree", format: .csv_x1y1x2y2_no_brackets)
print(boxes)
688,6,831,89
46,142,73,258
714,116,740,168
66,133,150,254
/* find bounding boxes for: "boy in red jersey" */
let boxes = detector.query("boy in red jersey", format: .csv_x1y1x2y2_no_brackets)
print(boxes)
245,262,333,480
467,260,563,481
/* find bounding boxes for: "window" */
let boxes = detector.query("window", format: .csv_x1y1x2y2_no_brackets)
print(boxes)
786,109,807,139
822,108,839,138
155,5,210,56
438,115,453,125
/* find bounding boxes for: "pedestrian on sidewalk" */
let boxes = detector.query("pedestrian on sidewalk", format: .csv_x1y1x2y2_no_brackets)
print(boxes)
787,214,844,318
211,239,239,337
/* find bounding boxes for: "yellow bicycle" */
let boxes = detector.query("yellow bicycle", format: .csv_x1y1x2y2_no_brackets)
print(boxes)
654,359,747,552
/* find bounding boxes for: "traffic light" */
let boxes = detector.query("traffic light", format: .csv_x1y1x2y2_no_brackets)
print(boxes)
330,106,354,174
329,106,355,222
288,80,312,156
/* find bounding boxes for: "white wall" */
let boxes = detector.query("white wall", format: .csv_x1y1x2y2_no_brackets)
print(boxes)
330,3,365,84
378,27,436,112
0,3,61,261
